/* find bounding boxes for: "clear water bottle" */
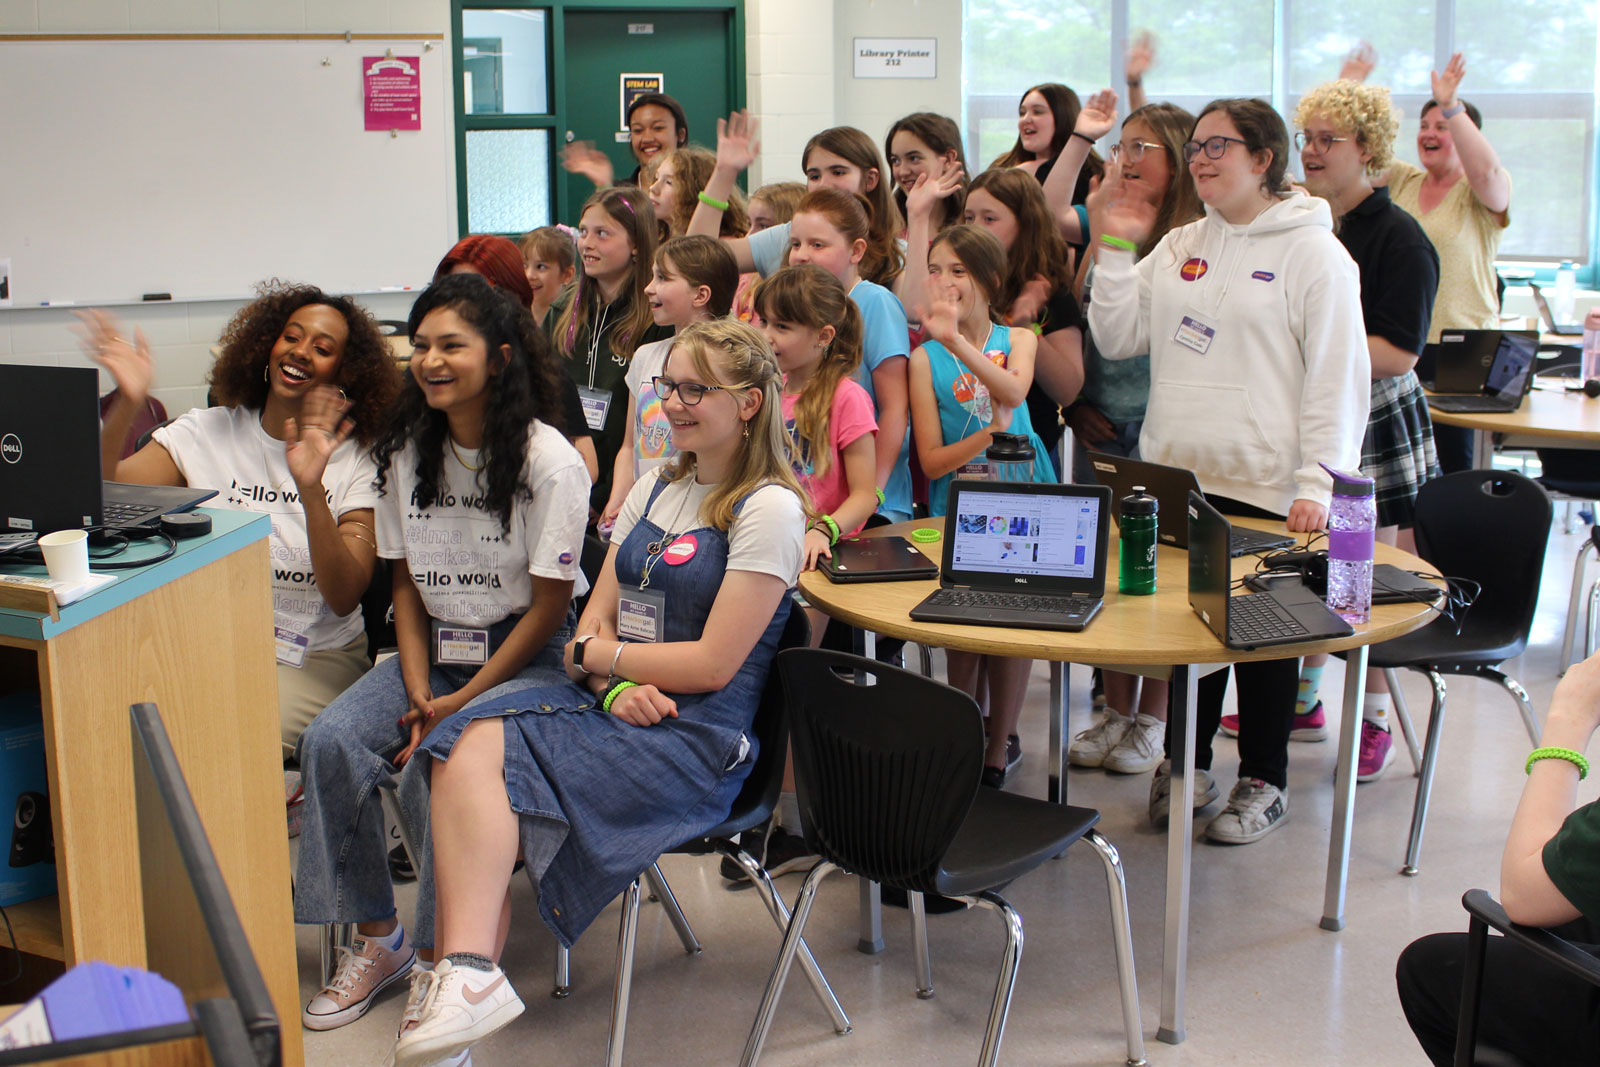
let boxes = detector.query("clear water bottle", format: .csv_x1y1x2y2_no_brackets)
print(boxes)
1554,261,1578,327
1582,308,1600,381
1321,463,1376,624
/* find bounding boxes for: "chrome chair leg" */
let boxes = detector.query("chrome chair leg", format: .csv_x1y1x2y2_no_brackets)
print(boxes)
971,892,1024,1067
1587,578,1600,659
552,942,571,998
320,922,353,986
1084,829,1149,1067
1482,667,1540,746
741,861,838,1066
605,878,643,1067
1386,668,1424,776
1559,538,1595,674
644,863,701,955
909,891,934,999
1403,671,1449,876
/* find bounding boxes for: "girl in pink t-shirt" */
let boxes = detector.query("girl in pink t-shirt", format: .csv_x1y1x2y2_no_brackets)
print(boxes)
754,264,878,574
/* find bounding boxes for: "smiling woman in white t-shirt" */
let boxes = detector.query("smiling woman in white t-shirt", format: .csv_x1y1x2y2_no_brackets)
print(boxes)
80,284,403,757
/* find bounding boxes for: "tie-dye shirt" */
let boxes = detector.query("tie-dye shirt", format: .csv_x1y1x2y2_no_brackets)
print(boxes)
622,336,679,479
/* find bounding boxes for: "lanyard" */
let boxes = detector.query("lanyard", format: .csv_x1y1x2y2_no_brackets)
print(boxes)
640,483,696,588
587,301,612,391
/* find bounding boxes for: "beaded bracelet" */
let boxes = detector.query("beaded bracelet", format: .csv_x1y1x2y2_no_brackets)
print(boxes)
875,487,885,506
603,680,638,713
697,191,730,212
1100,234,1137,251
814,514,841,545
1527,746,1590,779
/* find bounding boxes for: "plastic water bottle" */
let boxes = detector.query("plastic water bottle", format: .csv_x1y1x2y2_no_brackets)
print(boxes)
1320,463,1375,625
1118,486,1158,595
1554,261,1578,327
1582,307,1600,382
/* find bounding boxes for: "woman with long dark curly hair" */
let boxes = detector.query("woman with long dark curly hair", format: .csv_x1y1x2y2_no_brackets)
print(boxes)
293,273,591,1033
81,281,401,758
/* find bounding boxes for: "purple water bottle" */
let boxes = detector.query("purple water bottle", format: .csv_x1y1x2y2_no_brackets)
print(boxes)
1321,462,1375,624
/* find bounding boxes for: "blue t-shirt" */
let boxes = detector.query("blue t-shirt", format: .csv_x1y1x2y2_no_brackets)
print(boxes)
748,222,790,278
849,279,913,521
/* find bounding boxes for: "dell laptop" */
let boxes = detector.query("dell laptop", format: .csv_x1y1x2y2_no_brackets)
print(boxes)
1426,331,1538,414
909,479,1110,632
1085,451,1296,557
1528,283,1584,336
0,365,213,536
1418,329,1509,394
1187,492,1352,650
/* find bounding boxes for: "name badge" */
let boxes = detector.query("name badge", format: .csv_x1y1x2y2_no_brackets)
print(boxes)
1173,315,1216,356
957,461,989,479
432,620,489,665
578,386,613,431
617,587,667,642
274,613,310,668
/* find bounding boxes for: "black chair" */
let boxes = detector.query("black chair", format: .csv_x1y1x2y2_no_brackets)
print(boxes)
1369,471,1552,875
1453,889,1600,1067
572,532,609,621
1534,449,1600,675
568,607,852,1066
741,649,1144,1067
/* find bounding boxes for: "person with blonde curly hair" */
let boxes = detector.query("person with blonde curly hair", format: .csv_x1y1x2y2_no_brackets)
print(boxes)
1278,79,1442,782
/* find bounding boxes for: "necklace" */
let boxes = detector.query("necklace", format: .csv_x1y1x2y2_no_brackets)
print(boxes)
449,435,484,472
641,480,698,586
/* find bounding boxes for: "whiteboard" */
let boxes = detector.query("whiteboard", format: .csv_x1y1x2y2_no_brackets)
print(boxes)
0,37,455,305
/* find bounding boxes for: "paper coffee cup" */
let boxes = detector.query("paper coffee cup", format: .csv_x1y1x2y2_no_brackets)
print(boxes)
38,530,90,584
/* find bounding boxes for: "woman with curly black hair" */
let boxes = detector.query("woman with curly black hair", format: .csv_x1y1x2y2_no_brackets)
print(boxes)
293,273,591,1033
80,282,402,758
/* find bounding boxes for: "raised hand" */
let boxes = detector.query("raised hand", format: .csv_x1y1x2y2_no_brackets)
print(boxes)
1096,165,1158,247
561,140,615,188
283,384,353,493
1339,41,1377,82
1075,88,1119,142
74,309,154,404
715,110,761,175
1125,30,1156,81
905,165,965,219
1432,52,1467,110
919,295,961,348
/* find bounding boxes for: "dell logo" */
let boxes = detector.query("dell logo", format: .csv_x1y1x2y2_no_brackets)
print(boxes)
0,434,19,464
1013,577,1028,584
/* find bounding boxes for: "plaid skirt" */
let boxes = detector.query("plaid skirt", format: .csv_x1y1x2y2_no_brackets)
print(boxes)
1362,371,1440,528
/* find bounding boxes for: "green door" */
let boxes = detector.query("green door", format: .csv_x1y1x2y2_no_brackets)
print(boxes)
559,8,739,219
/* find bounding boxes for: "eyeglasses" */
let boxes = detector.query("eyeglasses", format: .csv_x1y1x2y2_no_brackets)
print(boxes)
1181,135,1250,162
651,375,726,406
1110,139,1165,163
1293,131,1350,154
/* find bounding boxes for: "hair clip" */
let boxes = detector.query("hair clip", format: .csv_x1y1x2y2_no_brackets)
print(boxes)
554,223,579,243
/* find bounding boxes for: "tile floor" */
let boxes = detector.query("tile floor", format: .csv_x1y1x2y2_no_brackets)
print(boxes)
296,518,1599,1066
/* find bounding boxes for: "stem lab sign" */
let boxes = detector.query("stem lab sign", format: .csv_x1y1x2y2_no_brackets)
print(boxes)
852,38,936,79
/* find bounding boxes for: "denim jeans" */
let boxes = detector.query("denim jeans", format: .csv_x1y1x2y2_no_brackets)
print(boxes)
292,618,571,947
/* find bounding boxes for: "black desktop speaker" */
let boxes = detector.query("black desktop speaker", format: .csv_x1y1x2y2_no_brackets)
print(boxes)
10,791,54,868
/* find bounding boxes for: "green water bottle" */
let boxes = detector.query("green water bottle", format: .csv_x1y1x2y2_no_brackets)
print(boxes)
1119,485,1158,595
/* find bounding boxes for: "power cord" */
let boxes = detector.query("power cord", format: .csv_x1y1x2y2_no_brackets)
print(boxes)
10,528,177,570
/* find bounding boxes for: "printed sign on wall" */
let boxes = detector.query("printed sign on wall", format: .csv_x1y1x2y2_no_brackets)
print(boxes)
364,56,421,131
852,38,937,79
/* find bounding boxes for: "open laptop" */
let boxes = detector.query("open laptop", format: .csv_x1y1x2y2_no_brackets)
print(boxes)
1528,283,1585,335
0,365,213,537
909,480,1110,632
1188,493,1352,650
1426,331,1539,414
1085,451,1296,557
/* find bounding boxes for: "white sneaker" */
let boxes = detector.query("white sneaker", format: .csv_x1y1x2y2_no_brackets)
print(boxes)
392,959,524,1067
1102,713,1165,774
1205,779,1289,845
302,927,415,1030
1148,760,1221,828
1068,710,1133,768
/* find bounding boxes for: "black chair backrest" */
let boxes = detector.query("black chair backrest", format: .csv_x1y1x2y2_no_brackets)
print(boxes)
1413,470,1551,650
778,648,983,894
1535,448,1600,497
573,532,610,619
725,606,812,822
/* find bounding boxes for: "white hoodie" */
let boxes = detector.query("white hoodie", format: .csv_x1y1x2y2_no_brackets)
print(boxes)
1088,191,1370,515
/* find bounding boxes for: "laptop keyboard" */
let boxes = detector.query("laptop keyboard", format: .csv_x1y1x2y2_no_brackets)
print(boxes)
101,499,163,527
1228,592,1312,643
1429,395,1514,412
1229,528,1294,555
922,589,1100,617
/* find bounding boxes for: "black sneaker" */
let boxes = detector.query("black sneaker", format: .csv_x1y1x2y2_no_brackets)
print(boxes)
1004,734,1022,773
980,765,1008,789
720,823,818,885
388,842,415,883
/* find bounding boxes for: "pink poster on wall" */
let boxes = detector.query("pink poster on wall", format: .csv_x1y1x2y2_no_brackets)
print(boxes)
364,56,421,131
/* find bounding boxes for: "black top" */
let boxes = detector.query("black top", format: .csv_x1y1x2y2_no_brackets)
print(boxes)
1024,284,1086,457
1336,186,1440,355
557,375,589,440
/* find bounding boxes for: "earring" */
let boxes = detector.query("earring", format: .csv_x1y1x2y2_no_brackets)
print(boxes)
742,422,751,440
262,364,269,383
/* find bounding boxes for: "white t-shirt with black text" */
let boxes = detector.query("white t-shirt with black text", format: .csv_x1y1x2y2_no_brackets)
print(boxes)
375,420,591,625
152,405,379,652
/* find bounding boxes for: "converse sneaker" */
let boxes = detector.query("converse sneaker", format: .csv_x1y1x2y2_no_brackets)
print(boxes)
1205,779,1289,845
1148,759,1221,828
302,926,416,1030
1068,710,1134,768
1219,701,1328,742
1356,721,1395,782
1102,713,1165,774
392,959,524,1067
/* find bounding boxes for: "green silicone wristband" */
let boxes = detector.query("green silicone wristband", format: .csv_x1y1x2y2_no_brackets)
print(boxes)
1100,233,1137,252
875,487,886,506
911,528,941,543
816,514,841,545
1527,746,1590,780
603,680,638,713
697,191,730,212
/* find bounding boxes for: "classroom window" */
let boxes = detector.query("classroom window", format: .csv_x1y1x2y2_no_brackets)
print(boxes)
462,9,550,114
465,129,553,233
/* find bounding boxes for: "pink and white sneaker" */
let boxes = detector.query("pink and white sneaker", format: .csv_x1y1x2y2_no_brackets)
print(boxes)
1356,720,1395,782
1219,701,1327,742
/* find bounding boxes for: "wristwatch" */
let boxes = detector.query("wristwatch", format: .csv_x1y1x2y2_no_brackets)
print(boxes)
573,633,597,674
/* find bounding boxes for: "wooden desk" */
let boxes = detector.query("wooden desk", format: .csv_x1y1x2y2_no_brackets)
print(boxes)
1427,387,1600,466
0,510,300,1066
799,518,1438,1046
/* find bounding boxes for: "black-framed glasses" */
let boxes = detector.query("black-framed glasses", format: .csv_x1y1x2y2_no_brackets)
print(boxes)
1110,139,1164,163
1293,131,1350,154
651,375,726,406
1181,135,1250,162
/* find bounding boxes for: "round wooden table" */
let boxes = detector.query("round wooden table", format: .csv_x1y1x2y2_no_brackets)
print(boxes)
799,517,1440,1046
1427,387,1600,466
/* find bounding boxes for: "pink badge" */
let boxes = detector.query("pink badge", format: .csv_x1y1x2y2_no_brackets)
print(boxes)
664,534,698,564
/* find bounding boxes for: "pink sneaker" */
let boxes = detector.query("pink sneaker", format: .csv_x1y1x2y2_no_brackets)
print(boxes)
1356,720,1394,782
1219,701,1327,742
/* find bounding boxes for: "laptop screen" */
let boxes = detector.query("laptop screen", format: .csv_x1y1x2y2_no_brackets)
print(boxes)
1484,332,1537,400
943,479,1110,593
1186,492,1231,642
